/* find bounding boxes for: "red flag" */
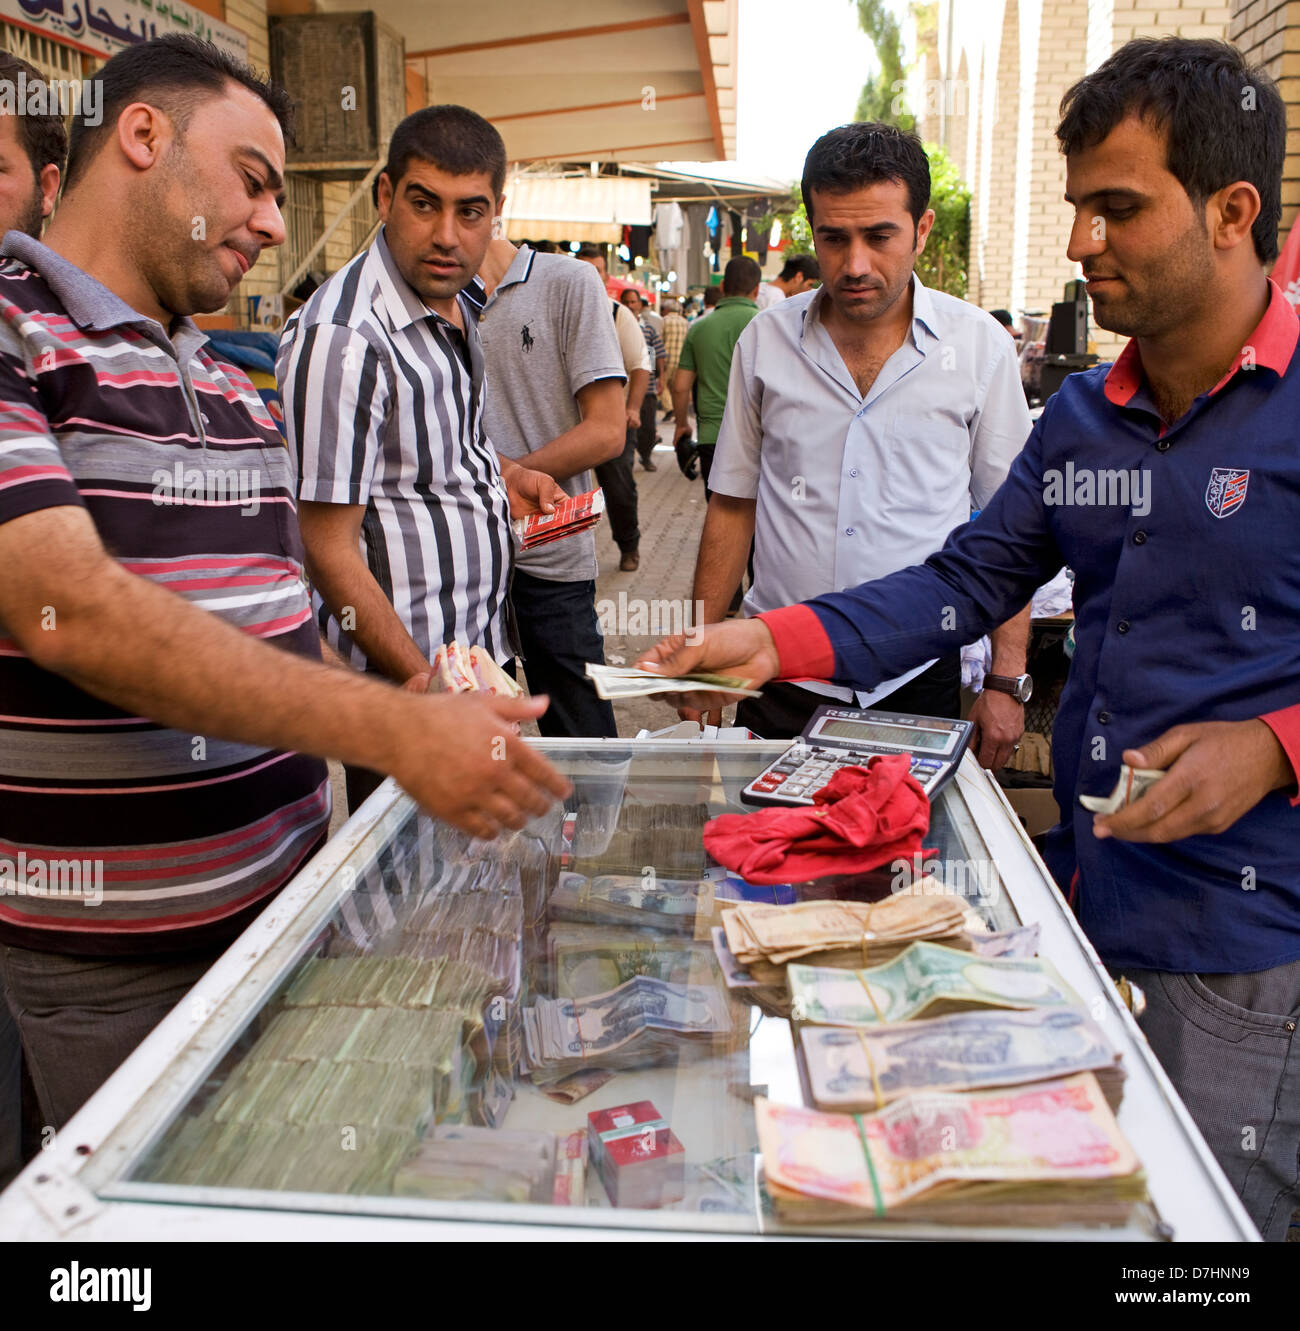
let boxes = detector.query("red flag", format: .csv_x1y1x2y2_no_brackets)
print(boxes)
1272,220,1300,308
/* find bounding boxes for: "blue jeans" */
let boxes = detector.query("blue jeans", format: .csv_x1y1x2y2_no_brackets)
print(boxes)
510,570,617,738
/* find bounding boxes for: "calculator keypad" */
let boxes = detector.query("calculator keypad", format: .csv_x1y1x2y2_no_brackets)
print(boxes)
746,746,947,803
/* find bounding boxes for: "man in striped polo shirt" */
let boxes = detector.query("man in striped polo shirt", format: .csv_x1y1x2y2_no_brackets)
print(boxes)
280,106,566,811
0,39,567,1138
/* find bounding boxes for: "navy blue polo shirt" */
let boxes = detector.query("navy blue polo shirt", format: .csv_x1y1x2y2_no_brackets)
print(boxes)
761,278,1300,974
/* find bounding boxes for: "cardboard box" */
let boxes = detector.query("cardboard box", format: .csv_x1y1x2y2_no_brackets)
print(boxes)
1005,787,1061,837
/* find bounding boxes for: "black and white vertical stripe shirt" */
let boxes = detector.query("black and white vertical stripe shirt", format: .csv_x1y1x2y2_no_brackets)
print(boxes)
277,227,511,669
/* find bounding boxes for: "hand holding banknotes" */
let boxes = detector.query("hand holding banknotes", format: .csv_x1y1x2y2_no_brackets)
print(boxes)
500,459,566,520
389,691,570,841
1092,719,1292,844
634,619,782,712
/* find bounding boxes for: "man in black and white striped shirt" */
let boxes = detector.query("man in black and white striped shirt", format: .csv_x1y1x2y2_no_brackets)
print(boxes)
279,106,563,809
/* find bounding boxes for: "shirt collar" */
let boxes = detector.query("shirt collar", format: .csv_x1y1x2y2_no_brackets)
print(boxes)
801,271,937,344
716,295,756,309
368,226,470,334
1104,276,1298,407
908,272,940,339
494,244,535,295
1,230,201,343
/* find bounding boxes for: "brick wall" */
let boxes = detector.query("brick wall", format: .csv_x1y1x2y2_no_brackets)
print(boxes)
928,0,1235,357
977,0,1022,309
1232,0,1300,250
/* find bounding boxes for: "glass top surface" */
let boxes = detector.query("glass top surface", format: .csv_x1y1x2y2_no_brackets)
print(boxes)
126,743,1045,1234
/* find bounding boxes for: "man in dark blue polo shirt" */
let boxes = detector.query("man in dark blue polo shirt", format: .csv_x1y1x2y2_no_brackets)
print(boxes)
638,38,1300,1239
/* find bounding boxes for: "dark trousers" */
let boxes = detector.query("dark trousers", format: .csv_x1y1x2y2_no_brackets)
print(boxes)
633,391,658,465
511,570,617,738
699,442,717,500
0,1002,21,1188
1120,959,1300,1241
595,432,639,555
0,941,221,1131
345,762,386,814
735,653,963,740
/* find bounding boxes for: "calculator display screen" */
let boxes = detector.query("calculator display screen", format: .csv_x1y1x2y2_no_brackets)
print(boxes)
816,719,955,753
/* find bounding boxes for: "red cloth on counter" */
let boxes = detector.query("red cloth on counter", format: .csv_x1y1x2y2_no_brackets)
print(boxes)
703,753,932,885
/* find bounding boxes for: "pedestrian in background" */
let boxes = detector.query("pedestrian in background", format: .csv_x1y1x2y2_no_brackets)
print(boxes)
578,246,652,572
755,253,821,309
620,287,666,472
474,234,626,737
660,298,689,416
671,256,761,497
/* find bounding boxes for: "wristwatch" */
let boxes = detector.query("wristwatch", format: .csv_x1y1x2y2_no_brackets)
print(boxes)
984,672,1034,703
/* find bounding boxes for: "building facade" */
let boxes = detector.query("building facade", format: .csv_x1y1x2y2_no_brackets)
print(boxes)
905,0,1296,356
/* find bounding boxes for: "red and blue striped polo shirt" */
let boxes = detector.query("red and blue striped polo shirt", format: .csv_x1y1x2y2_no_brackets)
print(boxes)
0,233,330,957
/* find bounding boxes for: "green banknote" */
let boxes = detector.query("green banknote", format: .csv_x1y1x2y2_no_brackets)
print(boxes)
788,941,1080,1026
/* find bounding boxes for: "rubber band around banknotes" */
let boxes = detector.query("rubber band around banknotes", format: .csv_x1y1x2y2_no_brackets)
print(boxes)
858,901,881,967
851,1113,886,1217
573,1002,588,1062
855,1030,887,1112
853,969,888,1024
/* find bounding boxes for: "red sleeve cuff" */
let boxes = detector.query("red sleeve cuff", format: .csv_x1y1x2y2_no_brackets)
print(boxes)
756,605,835,682
1260,705,1300,807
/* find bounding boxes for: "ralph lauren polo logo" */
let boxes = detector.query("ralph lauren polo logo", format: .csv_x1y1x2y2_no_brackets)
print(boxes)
1205,467,1249,518
521,323,534,352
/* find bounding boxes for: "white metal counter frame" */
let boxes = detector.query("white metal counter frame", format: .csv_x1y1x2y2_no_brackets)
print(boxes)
0,742,1259,1241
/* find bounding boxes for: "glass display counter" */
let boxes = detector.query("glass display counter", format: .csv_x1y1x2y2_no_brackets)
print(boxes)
0,742,1258,1241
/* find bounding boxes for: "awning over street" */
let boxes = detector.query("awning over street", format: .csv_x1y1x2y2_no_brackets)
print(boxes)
501,174,653,243
330,0,737,163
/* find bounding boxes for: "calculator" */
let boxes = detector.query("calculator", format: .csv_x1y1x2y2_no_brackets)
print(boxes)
740,705,975,807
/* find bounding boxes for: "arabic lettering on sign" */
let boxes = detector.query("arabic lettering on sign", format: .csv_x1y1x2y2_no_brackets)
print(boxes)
3,0,248,59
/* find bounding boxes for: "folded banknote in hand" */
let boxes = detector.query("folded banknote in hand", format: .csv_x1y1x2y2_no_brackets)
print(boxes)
586,663,761,701
1078,764,1165,814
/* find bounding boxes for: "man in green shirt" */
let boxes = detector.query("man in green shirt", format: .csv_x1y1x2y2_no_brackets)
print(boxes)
671,256,761,495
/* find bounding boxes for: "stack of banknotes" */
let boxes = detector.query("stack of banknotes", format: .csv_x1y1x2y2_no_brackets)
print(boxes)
569,801,711,880
513,486,605,550
798,1008,1126,1112
522,974,731,1083
546,924,717,999
586,663,761,701
787,941,1080,1026
549,871,713,935
140,1120,418,1195
718,896,970,984
214,1007,473,1129
393,1125,586,1206
1078,763,1165,813
755,1074,1148,1225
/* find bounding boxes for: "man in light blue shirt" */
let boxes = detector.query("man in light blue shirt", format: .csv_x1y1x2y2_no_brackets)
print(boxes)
691,123,1033,765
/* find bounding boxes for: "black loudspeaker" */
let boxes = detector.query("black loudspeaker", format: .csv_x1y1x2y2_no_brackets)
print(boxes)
1046,299,1088,355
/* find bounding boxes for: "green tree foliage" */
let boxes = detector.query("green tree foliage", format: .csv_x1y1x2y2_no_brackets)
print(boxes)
783,188,814,256
849,2,969,296
915,144,970,297
854,0,914,131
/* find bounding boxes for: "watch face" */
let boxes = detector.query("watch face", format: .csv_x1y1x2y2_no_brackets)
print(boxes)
1015,675,1034,702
